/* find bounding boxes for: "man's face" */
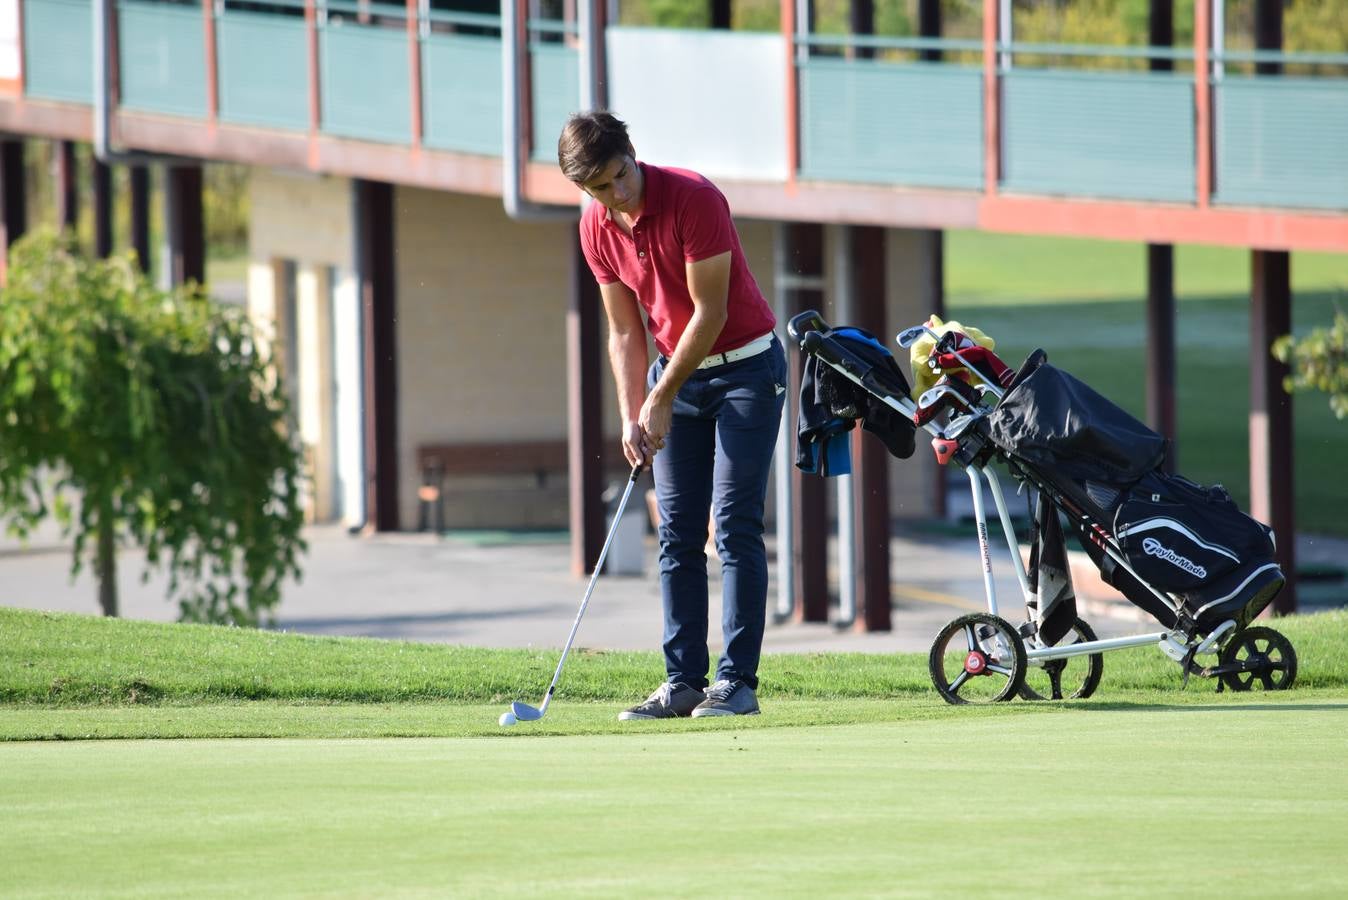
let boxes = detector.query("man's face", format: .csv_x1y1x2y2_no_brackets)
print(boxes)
580,155,643,215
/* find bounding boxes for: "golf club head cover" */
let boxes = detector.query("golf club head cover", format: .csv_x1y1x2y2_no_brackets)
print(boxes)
931,345,1014,389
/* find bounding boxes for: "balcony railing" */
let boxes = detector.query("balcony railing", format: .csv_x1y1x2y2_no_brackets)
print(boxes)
18,0,1348,212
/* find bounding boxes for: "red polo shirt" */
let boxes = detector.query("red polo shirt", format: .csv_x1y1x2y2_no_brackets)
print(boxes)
579,163,776,358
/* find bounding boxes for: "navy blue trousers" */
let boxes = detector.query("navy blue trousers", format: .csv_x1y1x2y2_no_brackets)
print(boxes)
648,338,786,691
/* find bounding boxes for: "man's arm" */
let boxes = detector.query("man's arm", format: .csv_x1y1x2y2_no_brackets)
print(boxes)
598,281,653,467
638,250,732,449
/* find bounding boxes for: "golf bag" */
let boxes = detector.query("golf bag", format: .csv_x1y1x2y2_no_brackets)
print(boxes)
985,353,1283,634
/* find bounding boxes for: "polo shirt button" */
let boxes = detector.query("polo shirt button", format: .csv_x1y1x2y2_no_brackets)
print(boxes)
638,251,646,259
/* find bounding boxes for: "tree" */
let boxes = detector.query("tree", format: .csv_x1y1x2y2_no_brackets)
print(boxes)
1272,306,1348,421
0,230,306,625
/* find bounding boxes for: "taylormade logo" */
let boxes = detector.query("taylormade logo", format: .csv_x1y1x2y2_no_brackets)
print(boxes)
1142,537,1207,578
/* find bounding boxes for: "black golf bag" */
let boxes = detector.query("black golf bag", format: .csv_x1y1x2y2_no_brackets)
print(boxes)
985,352,1284,634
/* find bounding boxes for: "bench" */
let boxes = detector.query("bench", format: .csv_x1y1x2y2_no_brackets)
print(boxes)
415,439,625,530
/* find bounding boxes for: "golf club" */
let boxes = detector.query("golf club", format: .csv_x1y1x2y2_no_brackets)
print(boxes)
502,462,645,725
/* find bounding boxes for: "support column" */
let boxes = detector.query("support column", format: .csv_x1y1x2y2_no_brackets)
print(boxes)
0,139,26,284
356,179,400,532
162,164,205,287
710,0,730,28
1250,250,1295,614
849,0,873,60
780,221,829,623
917,0,946,515
849,225,891,632
918,0,941,61
885,229,943,519
568,229,605,577
1254,0,1282,76
56,140,78,231
92,159,113,258
130,166,151,272
1146,244,1177,471
1146,0,1177,471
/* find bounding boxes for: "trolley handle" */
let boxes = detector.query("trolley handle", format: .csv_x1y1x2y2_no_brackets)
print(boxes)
787,309,829,344
800,330,874,384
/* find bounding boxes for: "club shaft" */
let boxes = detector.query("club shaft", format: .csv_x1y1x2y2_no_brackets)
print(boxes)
537,465,642,715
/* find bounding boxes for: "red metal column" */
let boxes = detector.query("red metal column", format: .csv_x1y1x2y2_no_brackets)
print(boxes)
569,0,607,576
1146,0,1178,473
783,222,829,622
129,166,151,272
203,0,219,126
406,0,422,151
0,139,26,286
981,0,999,195
55,140,78,230
305,0,321,167
1250,250,1295,615
358,179,401,531
92,158,113,257
1145,243,1178,472
849,225,891,633
165,165,205,286
1194,0,1211,207
568,230,606,577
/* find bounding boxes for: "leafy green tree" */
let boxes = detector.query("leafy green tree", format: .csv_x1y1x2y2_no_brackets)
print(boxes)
0,230,306,625
1273,307,1348,420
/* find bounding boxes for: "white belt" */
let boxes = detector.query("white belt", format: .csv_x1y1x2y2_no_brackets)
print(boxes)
695,332,775,369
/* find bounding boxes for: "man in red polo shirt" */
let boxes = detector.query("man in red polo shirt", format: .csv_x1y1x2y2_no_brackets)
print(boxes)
558,111,786,719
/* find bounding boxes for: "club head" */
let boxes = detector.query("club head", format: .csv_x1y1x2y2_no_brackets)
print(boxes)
896,325,936,349
917,386,949,409
510,701,544,721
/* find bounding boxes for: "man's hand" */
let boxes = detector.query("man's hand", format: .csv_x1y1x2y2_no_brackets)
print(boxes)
621,420,652,468
638,391,672,459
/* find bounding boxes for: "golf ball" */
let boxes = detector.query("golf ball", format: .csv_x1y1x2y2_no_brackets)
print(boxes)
499,711,518,727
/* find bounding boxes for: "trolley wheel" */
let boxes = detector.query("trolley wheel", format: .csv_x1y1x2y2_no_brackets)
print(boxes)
1218,626,1297,692
1019,617,1105,702
928,613,1027,705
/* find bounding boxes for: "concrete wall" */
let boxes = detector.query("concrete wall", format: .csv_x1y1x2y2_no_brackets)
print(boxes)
248,172,933,534
391,191,784,531
393,187,581,530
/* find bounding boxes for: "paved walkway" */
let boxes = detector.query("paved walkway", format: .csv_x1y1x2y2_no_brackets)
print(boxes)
3,519,1342,655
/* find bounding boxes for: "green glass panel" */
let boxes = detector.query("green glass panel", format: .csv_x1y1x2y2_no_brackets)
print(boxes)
218,11,308,130
529,43,576,163
1215,76,1348,211
320,22,410,144
24,0,93,103
1003,69,1193,202
799,59,982,189
118,0,207,118
422,33,502,156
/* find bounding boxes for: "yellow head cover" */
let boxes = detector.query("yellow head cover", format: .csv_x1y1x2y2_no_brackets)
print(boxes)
908,314,998,400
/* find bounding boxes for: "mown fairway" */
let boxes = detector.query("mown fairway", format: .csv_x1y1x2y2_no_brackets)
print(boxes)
5,704,1348,898
4,608,1348,897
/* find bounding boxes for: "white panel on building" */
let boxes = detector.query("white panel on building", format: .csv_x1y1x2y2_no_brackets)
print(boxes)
606,27,787,182
0,0,19,82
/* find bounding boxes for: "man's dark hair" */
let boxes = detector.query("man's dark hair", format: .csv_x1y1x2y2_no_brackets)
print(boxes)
558,111,634,185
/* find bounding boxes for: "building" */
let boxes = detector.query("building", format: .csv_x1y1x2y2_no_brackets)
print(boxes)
0,0,1343,623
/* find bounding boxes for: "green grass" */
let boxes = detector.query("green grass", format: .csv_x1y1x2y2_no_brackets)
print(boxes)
5,606,1348,732
944,232,1348,535
4,609,1348,896
5,708,1348,898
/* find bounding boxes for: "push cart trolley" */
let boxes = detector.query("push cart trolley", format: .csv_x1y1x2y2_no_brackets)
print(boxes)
787,310,1297,705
